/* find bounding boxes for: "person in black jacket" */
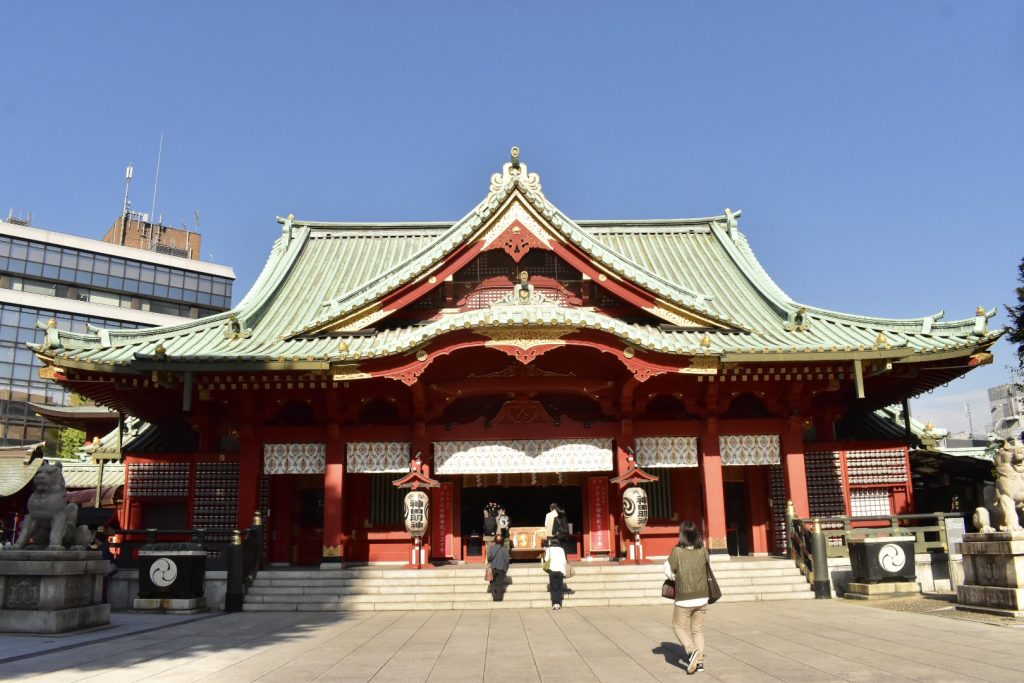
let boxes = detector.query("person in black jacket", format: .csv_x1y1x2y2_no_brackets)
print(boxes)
487,535,511,601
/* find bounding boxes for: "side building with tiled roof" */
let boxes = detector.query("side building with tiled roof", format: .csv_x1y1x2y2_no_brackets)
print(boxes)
28,150,1001,563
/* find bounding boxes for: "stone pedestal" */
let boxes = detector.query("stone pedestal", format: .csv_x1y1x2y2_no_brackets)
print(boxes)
0,550,111,633
133,596,206,615
844,581,920,600
956,531,1024,618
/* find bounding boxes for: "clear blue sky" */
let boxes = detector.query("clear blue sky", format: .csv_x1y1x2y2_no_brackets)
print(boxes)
1,2,1022,433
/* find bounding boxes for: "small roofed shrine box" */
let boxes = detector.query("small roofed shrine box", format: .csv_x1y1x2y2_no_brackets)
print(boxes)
138,542,207,600
848,536,917,583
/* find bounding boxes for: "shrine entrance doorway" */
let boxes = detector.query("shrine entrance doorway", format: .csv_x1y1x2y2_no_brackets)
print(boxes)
459,482,583,560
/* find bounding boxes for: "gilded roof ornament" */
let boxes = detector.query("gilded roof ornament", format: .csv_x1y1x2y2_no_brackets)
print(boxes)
700,334,712,348
47,318,57,329
875,332,888,346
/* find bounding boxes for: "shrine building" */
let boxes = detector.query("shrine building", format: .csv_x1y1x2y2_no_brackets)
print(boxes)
31,150,1001,564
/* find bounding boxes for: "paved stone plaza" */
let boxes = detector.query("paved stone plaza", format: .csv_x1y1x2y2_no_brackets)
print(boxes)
2,600,1022,682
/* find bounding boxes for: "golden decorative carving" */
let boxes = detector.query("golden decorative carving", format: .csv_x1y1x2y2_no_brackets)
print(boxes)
479,201,555,250
875,332,888,346
479,326,569,350
331,364,372,381
623,346,635,359
322,544,342,558
38,366,65,380
416,350,428,362
679,356,719,375
700,334,712,348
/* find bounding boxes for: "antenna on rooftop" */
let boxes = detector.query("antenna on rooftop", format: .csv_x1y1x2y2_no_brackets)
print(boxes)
122,164,134,218
964,402,975,435
150,132,163,230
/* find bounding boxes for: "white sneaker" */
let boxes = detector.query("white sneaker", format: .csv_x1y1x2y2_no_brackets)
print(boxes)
553,604,561,610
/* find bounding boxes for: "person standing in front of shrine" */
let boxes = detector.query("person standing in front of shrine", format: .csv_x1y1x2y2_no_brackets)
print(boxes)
544,537,568,609
482,504,498,565
496,507,510,548
487,534,510,601
544,503,559,539
664,520,710,674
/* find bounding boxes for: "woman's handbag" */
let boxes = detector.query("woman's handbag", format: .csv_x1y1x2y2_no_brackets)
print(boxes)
661,579,676,600
542,555,551,573
565,560,575,578
485,566,494,583
706,557,722,604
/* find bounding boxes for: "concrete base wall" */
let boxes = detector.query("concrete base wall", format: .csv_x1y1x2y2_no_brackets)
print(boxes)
110,570,226,611
826,553,961,597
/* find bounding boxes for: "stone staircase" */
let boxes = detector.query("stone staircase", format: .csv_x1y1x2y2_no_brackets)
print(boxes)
243,557,813,612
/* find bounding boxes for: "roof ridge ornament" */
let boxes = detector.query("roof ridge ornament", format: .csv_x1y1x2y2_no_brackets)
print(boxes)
724,208,740,241
487,146,544,206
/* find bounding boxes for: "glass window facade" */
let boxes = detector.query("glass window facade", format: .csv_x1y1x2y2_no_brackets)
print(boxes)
0,235,233,316
0,302,142,446
0,232,234,447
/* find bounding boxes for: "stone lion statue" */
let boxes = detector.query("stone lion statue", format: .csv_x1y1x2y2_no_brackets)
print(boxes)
9,461,93,550
973,441,1024,533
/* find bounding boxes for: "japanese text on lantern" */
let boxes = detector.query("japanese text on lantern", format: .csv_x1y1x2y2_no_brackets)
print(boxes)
410,499,425,526
588,477,610,552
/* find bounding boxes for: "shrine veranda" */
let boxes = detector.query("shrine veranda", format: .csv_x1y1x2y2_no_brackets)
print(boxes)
33,153,1001,565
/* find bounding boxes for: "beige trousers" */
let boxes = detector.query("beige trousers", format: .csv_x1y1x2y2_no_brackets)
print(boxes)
672,604,708,655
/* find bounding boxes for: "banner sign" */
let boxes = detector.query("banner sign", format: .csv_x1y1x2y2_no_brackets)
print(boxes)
432,482,454,558
588,477,611,553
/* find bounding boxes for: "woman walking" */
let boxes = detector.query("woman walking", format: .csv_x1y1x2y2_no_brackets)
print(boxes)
544,537,568,609
664,521,710,674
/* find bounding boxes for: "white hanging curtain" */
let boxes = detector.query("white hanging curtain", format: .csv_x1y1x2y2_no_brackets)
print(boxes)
433,439,613,474
719,434,780,466
347,442,410,473
263,443,326,475
635,436,698,468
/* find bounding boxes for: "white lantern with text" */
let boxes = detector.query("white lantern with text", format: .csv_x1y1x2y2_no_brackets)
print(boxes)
622,486,649,561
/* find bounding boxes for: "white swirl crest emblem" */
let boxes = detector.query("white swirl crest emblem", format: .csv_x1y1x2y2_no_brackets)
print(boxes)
149,558,178,587
877,543,906,573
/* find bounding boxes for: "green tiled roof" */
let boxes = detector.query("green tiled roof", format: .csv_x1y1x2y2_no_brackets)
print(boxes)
32,159,1002,370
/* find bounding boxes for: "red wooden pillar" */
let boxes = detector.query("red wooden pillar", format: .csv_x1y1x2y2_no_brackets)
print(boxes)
782,417,810,519
236,426,260,530
411,420,432,563
322,423,345,565
615,419,635,555
701,418,728,554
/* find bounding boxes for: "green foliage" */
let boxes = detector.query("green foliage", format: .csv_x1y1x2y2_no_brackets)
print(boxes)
1008,257,1024,370
58,427,86,459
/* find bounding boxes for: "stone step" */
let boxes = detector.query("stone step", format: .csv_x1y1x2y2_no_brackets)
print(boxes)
242,590,816,613
244,557,813,611
251,566,804,587
253,559,795,581
247,581,810,603
248,572,805,596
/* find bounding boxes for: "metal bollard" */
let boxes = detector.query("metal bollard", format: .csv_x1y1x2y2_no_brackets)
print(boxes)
225,529,244,612
811,518,832,599
784,500,797,563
